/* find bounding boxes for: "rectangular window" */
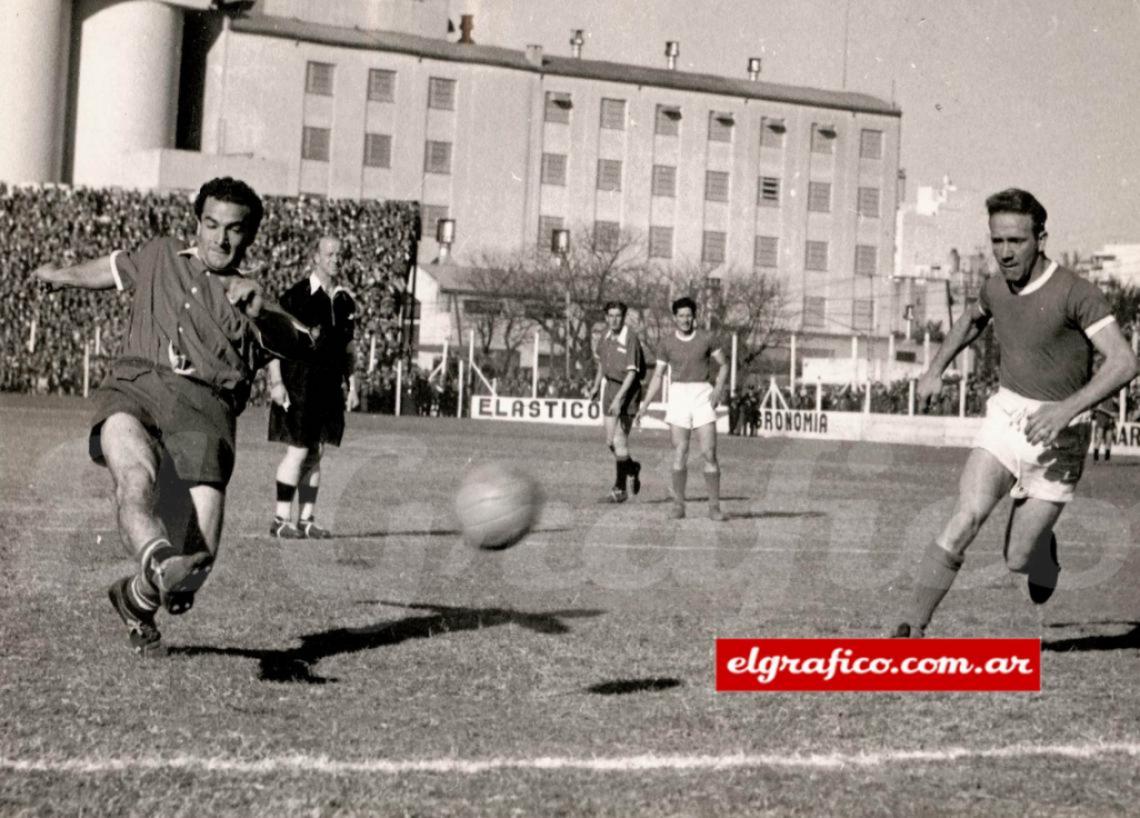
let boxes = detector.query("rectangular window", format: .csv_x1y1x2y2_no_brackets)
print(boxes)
754,235,779,269
704,171,730,203
857,186,881,218
594,220,620,252
860,129,883,159
649,226,674,259
853,299,874,331
544,91,571,123
655,105,681,136
855,244,878,275
538,215,564,251
424,140,452,174
367,69,395,102
803,296,826,329
421,204,450,239
702,231,727,264
760,120,785,149
758,176,780,206
597,158,622,192
808,181,831,213
811,127,834,154
301,126,330,161
600,98,626,130
428,77,456,110
805,240,829,271
363,133,391,168
305,61,334,96
708,111,734,143
541,153,567,186
652,165,676,198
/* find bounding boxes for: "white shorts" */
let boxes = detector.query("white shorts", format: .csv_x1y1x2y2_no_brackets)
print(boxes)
665,382,717,430
973,388,1091,504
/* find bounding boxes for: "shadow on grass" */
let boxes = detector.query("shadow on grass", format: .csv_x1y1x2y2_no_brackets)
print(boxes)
726,510,826,520
301,526,574,540
586,677,682,695
643,496,749,504
170,601,604,684
1042,621,1140,652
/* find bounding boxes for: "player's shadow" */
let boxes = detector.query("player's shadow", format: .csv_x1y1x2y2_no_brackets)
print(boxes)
586,677,682,695
170,601,604,684
727,510,826,520
644,495,749,504
325,525,573,540
1041,621,1140,652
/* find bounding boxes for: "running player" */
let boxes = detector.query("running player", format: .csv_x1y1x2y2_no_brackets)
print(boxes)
637,296,730,521
586,301,644,502
1090,397,1117,462
893,189,1139,637
268,236,359,538
32,177,316,656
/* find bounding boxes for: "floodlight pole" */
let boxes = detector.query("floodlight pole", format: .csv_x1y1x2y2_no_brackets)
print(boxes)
552,228,571,379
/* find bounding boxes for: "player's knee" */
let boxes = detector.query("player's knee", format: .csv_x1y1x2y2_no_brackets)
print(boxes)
1004,543,1034,573
114,466,157,509
941,508,985,551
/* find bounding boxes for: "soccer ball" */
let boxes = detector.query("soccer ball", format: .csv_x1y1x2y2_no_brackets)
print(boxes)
455,462,543,550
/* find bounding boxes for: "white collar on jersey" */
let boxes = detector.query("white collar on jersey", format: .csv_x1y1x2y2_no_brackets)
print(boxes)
674,329,698,342
309,272,326,294
607,325,629,344
179,245,244,276
1015,260,1058,296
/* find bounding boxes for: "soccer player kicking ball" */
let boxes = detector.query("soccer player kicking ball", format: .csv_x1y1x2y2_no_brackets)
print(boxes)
893,189,1139,638
267,235,359,538
638,297,730,521
32,177,317,656
586,301,646,503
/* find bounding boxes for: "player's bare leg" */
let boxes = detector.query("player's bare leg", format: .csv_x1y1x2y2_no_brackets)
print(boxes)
669,425,691,518
272,444,310,537
894,449,1012,637
694,422,725,521
297,444,331,538
1003,497,1064,604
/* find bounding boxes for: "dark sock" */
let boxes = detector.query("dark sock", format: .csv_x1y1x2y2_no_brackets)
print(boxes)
276,481,298,503
704,469,721,509
906,541,964,630
298,484,319,513
615,455,631,490
671,468,687,505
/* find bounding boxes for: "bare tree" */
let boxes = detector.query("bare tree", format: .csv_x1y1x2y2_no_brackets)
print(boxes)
451,251,538,377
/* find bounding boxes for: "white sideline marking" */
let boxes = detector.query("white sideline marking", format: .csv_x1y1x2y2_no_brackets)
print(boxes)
2,743,1138,776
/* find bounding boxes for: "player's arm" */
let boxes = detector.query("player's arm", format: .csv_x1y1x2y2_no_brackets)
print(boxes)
710,347,729,410
587,362,605,401
636,360,668,421
916,307,990,405
266,359,289,407
610,368,638,414
32,257,118,291
227,278,319,360
1024,321,1139,445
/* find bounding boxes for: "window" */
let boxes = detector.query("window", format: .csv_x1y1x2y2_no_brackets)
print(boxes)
811,127,835,154
860,129,883,159
708,111,734,143
541,153,567,186
363,133,391,168
853,299,874,331
754,235,778,269
428,77,456,110
544,91,571,123
808,181,831,213
301,126,330,161
420,204,450,239
803,297,825,329
652,165,676,198
702,231,727,264
597,159,622,192
367,69,395,102
855,244,878,275
594,220,620,252
649,226,674,259
805,240,829,271
424,140,452,174
758,176,780,206
600,98,626,130
857,187,881,218
760,119,785,149
305,61,334,96
655,105,681,136
705,171,730,203
538,215,564,250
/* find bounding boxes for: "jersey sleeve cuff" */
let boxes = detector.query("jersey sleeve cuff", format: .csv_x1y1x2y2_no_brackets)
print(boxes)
1084,315,1116,337
109,251,125,291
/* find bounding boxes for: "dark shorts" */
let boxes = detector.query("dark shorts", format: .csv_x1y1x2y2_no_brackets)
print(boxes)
267,385,346,448
603,378,641,419
89,359,237,486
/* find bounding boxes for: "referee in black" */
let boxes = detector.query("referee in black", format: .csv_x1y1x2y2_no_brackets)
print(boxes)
268,235,359,538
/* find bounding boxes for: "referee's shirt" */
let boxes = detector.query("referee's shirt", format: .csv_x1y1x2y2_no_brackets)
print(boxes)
276,273,356,396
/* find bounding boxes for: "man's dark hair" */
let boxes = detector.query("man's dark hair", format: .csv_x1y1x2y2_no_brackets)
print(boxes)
194,177,264,236
603,300,628,317
672,296,698,315
985,188,1047,237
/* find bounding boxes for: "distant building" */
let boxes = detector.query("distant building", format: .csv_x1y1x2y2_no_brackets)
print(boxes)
1087,244,1140,287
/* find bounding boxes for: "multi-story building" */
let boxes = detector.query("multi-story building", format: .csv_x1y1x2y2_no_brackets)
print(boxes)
3,0,902,351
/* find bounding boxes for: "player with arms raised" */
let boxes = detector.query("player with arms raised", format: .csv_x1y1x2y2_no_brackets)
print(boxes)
33,177,316,656
586,300,645,503
893,189,1139,637
638,296,730,521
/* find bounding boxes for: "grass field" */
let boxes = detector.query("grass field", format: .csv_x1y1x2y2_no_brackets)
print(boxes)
2,394,1138,817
